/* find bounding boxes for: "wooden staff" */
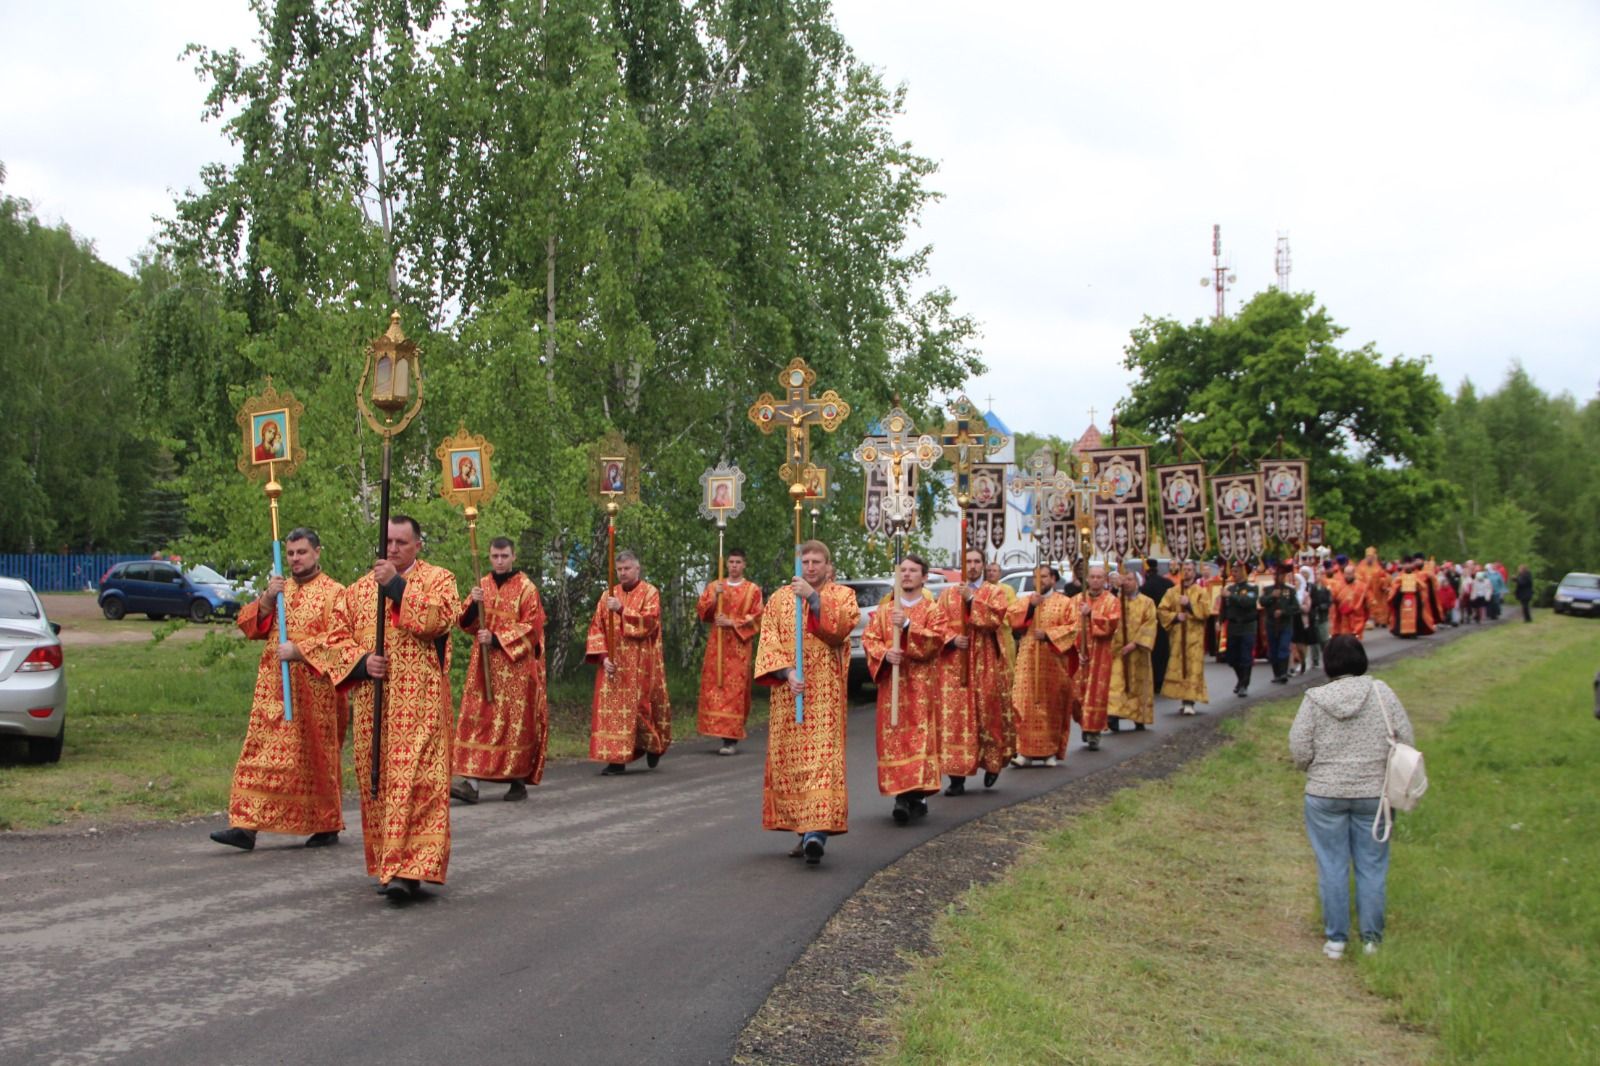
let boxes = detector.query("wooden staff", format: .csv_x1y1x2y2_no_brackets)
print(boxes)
890,531,903,727
714,522,725,689
1176,571,1190,678
959,508,971,687
606,504,619,665
1120,577,1132,695
466,507,493,703
791,484,805,724
265,463,293,722
370,437,393,798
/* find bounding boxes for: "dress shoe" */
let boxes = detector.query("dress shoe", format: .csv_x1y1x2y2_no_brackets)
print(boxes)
983,771,1000,788
1106,719,1121,732
304,831,339,847
911,798,929,819
383,880,411,902
601,763,626,776
892,797,912,825
944,778,966,797
1134,723,1146,732
504,781,528,802
1084,733,1100,751
646,752,662,768
450,780,480,804
210,827,256,851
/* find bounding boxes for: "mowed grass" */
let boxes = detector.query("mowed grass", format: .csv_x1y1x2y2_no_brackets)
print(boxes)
0,628,747,831
874,615,1600,1066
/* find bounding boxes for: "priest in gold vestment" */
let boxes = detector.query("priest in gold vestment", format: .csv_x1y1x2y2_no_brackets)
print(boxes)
1007,564,1076,766
1107,567,1156,731
585,550,672,774
753,539,859,864
1158,560,1210,714
211,528,347,852
329,516,460,901
450,537,547,804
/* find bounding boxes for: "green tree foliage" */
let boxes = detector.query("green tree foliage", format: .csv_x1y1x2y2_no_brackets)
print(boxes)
152,0,982,674
1117,289,1451,553
0,172,156,552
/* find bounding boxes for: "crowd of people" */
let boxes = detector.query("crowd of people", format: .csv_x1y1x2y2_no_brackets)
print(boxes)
204,524,1507,905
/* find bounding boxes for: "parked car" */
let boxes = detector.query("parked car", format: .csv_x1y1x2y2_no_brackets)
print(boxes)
0,577,66,763
840,573,947,692
1553,572,1600,616
97,561,244,623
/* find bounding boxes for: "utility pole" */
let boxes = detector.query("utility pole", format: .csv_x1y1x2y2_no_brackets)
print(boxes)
1200,223,1236,321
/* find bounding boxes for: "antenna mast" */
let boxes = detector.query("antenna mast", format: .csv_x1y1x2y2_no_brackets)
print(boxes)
1274,232,1292,290
1200,223,1236,321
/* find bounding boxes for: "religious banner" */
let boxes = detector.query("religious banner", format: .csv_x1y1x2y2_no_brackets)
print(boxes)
1041,485,1080,569
1306,517,1326,549
1208,469,1265,564
1155,461,1208,562
1007,447,1070,564
1260,459,1309,547
862,448,920,535
1081,445,1150,562
968,462,1007,552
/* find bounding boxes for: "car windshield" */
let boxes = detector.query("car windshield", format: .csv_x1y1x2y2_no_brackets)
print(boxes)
187,565,229,584
1561,574,1600,590
0,589,41,619
852,584,890,609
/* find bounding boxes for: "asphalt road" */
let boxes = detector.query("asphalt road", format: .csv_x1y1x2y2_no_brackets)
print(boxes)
0,625,1445,1066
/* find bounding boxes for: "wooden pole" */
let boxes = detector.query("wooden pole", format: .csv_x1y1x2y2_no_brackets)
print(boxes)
791,484,805,724
265,463,293,722
606,507,619,664
715,523,725,689
370,435,392,798
959,508,971,687
467,509,493,703
890,530,903,727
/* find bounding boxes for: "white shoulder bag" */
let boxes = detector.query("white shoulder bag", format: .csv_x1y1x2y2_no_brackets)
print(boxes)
1372,686,1427,842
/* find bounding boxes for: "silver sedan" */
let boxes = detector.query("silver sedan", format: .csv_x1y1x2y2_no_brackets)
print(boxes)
0,577,67,763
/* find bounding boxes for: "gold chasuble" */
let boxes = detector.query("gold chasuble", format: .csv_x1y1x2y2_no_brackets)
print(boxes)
1007,592,1077,760
227,572,347,835
585,580,672,764
695,579,764,741
862,593,945,797
1388,573,1436,638
453,572,549,784
1069,590,1123,735
1331,574,1369,640
754,584,859,835
1108,591,1157,726
1358,554,1390,627
936,583,1016,776
1157,582,1210,704
332,560,460,885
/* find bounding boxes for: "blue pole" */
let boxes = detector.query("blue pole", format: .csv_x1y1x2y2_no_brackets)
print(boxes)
272,539,294,722
793,543,804,724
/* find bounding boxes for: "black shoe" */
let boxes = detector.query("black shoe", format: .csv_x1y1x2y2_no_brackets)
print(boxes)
803,835,825,865
210,827,256,851
504,781,528,802
892,797,911,825
450,780,480,804
983,770,1000,788
646,751,661,769
1134,723,1146,732
305,831,339,847
383,880,411,902
911,798,929,819
1085,733,1100,751
402,877,425,899
944,777,966,797
1106,719,1121,732
601,763,626,776
1272,676,1288,685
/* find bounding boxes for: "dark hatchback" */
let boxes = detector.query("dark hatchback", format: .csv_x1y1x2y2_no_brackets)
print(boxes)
1553,572,1600,616
97,561,244,623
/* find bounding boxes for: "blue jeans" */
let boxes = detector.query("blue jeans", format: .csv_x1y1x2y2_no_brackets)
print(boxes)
1268,625,1293,677
1304,794,1389,943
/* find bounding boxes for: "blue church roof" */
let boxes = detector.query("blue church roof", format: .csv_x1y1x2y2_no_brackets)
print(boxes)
982,409,1012,435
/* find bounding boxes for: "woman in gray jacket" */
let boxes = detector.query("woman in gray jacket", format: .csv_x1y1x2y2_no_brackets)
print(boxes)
1288,635,1414,959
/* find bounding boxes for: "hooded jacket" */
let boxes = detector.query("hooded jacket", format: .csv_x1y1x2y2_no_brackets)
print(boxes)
1288,675,1415,798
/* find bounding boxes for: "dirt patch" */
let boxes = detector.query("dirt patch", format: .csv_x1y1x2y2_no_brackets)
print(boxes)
732,712,1236,1065
41,593,226,647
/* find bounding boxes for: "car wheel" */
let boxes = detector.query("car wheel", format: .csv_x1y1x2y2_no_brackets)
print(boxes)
188,599,213,623
27,722,64,764
102,599,126,621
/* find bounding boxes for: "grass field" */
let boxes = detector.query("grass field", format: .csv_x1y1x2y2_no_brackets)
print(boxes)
0,627,746,831
873,616,1600,1066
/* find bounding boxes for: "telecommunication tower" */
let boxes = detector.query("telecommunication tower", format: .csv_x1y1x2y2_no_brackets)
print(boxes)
1274,233,1292,290
1199,223,1236,320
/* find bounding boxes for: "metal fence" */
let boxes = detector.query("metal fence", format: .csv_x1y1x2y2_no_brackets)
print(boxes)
0,554,148,593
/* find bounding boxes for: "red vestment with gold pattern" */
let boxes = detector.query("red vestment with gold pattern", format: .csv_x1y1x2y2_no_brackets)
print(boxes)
585,580,672,764
1330,574,1369,641
754,583,859,834
453,572,548,783
1067,590,1122,735
1007,591,1077,759
936,582,1015,776
862,592,945,797
227,572,347,835
695,579,763,741
330,560,460,885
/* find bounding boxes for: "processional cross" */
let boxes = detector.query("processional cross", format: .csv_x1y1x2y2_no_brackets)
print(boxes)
1007,446,1071,564
939,395,1009,684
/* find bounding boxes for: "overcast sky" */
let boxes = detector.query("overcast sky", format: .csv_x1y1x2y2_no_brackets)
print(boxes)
3,1,1596,437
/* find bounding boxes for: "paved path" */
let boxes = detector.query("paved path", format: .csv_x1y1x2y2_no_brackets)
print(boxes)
0,626,1450,1065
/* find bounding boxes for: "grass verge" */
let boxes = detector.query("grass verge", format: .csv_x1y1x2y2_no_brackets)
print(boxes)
873,616,1600,1066
0,630,750,831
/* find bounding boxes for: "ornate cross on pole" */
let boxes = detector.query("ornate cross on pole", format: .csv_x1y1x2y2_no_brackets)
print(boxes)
1007,446,1070,565
1070,455,1113,580
939,395,1009,686
748,358,850,723
853,407,938,726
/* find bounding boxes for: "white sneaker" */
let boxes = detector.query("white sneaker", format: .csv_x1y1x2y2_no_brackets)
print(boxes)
1180,703,1196,716
1044,756,1059,767
1362,941,1379,956
1322,940,1346,960
1011,754,1028,768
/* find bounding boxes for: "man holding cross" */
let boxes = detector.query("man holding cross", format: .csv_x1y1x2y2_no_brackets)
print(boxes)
937,547,1015,794
1007,563,1076,766
1068,562,1123,751
862,554,946,824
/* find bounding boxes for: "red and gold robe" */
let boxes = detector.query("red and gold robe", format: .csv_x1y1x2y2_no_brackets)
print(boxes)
585,580,672,764
1068,590,1122,734
754,583,859,834
1108,590,1156,726
1331,574,1369,641
1358,555,1391,627
330,560,460,885
862,592,945,797
453,572,548,783
227,572,347,835
1158,580,1210,704
1007,591,1077,759
936,582,1016,776
695,579,764,741
1388,573,1436,638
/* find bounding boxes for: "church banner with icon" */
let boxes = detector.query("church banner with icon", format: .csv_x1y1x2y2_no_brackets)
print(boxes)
968,462,1007,552
1155,461,1208,562
1259,459,1309,548
1082,446,1150,562
1208,470,1264,564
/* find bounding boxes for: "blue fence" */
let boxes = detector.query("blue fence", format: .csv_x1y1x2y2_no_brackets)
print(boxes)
0,554,148,593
